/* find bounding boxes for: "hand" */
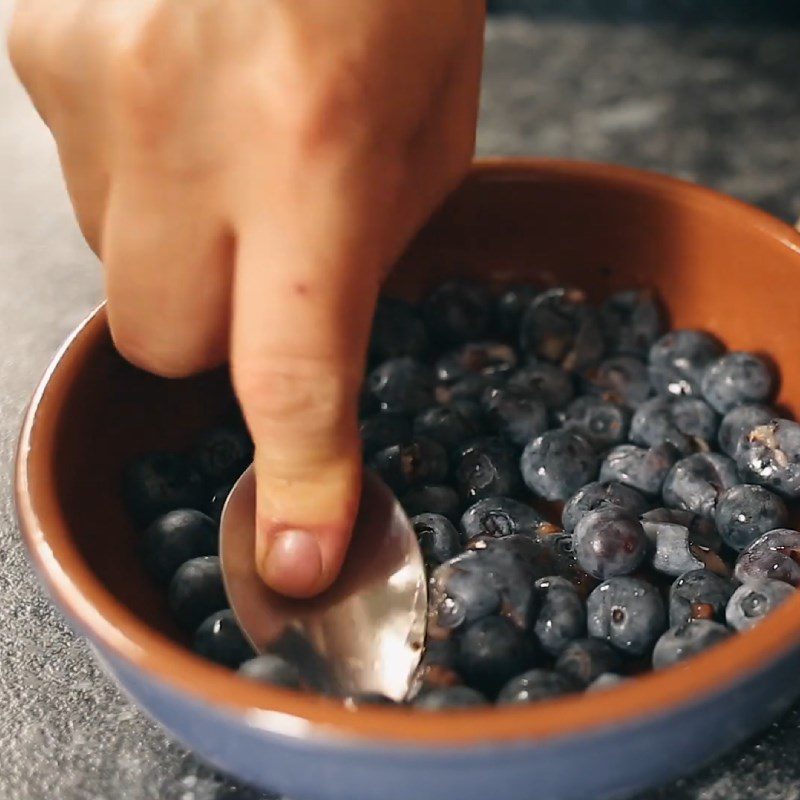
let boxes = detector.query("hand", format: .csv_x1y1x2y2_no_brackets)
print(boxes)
9,0,485,597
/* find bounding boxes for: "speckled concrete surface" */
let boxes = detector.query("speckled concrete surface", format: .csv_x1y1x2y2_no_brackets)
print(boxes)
2,15,800,800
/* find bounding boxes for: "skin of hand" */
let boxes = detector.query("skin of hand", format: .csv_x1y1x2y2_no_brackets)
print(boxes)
9,0,486,598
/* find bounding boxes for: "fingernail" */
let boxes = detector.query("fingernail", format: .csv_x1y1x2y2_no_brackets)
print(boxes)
262,529,323,598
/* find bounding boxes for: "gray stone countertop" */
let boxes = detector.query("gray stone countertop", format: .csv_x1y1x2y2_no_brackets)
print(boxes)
2,14,800,800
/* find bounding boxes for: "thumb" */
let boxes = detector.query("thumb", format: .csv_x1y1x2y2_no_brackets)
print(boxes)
231,225,378,599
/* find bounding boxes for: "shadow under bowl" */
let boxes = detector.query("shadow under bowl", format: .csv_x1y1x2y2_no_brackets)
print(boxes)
15,159,800,800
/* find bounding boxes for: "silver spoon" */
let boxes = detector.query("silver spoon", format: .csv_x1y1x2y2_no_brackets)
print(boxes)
220,466,428,701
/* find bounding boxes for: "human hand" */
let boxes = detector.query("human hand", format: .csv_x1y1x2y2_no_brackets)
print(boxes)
9,0,485,597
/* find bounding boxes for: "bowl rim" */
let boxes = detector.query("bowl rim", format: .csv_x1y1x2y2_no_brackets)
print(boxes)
16,157,800,747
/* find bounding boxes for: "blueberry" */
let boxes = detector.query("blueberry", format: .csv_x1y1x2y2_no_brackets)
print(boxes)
401,485,461,521
533,576,586,656
360,413,411,459
562,481,649,534
642,521,704,577
193,610,254,668
482,385,548,446
496,284,539,340
630,397,718,455
371,438,449,493
582,356,651,408
601,289,663,357
457,616,534,696
238,654,302,689
168,556,228,631
460,496,548,540
413,686,487,709
189,425,253,487
586,672,626,692
662,453,739,519
555,638,622,687
701,352,775,414
736,419,800,499
652,620,731,669
369,297,428,362
497,669,577,705
715,484,788,551
520,430,598,501
435,342,517,385
573,509,648,579
718,404,776,458
725,580,795,631
123,452,206,526
519,287,605,371
423,280,493,346
558,396,631,451
413,405,481,454
641,507,721,552
648,330,724,397
669,569,735,626
416,638,461,690
367,357,435,414
599,443,680,497
428,553,503,631
507,361,575,409
455,437,521,502
436,373,498,404
143,509,218,585
735,529,800,587
587,577,666,657
412,513,462,568
208,484,233,525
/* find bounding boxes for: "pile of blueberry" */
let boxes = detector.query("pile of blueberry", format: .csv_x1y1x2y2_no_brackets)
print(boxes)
124,280,800,711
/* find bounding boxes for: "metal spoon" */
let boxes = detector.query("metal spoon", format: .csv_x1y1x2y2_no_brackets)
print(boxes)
220,466,427,701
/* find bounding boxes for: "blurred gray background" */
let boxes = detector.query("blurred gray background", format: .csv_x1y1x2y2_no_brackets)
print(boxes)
2,3,800,799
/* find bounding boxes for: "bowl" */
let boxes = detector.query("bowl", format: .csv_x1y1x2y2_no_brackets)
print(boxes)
16,159,800,800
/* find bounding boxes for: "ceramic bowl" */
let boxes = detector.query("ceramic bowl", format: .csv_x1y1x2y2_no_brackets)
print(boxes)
16,160,800,800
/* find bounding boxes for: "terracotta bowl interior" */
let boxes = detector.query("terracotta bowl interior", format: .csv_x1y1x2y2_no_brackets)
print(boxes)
21,160,800,741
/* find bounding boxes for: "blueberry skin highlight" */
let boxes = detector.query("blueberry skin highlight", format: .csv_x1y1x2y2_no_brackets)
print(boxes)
573,509,648,580
600,442,680,497
717,404,775,457
652,620,732,669
562,481,649,534
555,638,622,687
735,528,800,587
669,568,735,626
238,654,302,689
360,413,411,459
648,330,724,398
436,341,518,386
123,451,206,527
558,396,631,451
700,352,775,414
143,508,218,585
168,556,228,632
193,609,254,668
587,577,667,657
736,418,800,499
455,437,522,502
520,430,598,501
497,669,578,705
496,284,539,340
533,576,586,657
725,580,795,631
715,484,788,551
367,357,435,415
661,452,739,520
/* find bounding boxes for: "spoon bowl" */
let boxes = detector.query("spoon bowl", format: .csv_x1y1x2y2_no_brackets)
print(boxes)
220,465,427,701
